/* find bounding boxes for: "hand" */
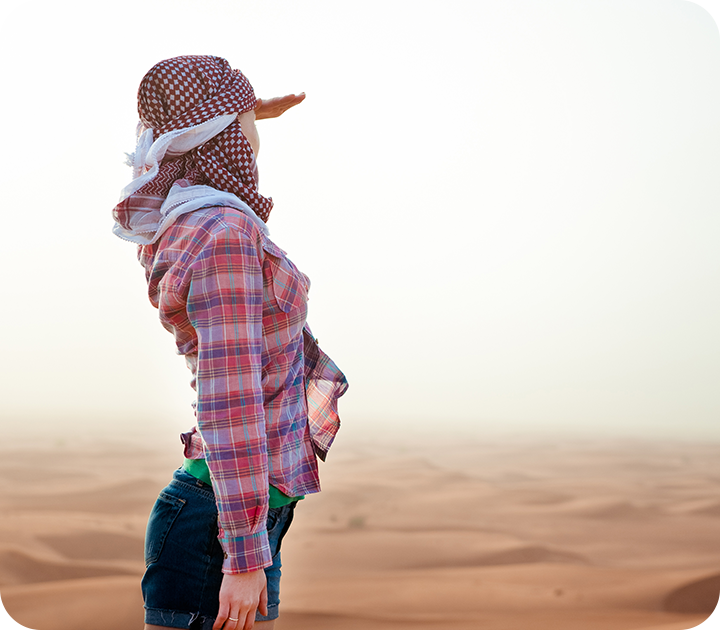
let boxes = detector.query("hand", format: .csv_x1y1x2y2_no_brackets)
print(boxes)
255,93,306,120
213,569,268,630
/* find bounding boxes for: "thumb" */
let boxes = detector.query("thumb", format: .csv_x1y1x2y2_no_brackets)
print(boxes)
259,580,269,617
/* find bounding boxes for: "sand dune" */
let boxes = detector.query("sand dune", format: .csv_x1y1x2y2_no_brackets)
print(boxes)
277,612,707,630
1,436,718,629
639,619,718,630
285,529,590,572
1,577,143,630
664,574,720,615
4,478,161,514
551,498,662,519
37,531,144,561
467,544,589,566
669,500,720,518
0,549,137,586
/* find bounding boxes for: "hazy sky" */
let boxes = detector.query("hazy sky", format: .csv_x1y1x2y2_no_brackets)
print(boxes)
2,0,719,445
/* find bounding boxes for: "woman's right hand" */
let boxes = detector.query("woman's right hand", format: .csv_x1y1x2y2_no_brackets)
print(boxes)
255,93,306,120
213,569,268,630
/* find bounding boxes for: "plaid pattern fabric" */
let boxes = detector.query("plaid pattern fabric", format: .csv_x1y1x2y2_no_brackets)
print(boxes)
140,205,347,573
115,55,273,227
303,327,349,461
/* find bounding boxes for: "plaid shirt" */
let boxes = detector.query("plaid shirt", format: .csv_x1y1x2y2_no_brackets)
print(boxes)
139,205,347,573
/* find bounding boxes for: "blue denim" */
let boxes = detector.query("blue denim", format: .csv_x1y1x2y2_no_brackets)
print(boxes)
142,468,296,629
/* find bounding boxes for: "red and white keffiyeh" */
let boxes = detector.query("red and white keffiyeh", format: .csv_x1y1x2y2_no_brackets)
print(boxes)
113,55,273,243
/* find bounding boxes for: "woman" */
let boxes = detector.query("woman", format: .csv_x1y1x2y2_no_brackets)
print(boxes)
112,55,348,630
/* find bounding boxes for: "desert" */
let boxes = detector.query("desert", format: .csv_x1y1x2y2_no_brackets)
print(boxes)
1,432,719,630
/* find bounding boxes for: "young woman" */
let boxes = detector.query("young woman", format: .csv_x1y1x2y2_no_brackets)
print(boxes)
112,55,348,630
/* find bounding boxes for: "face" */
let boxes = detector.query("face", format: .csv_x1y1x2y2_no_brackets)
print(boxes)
236,110,260,158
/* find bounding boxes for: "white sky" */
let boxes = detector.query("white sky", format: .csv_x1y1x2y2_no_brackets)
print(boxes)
1,0,719,445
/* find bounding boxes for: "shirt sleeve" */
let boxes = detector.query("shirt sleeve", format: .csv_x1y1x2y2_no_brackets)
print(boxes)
186,226,271,574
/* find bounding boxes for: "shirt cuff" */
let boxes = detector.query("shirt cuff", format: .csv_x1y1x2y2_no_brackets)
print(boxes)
220,529,273,574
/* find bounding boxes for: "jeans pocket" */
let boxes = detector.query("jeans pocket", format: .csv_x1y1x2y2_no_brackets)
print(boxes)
145,491,186,566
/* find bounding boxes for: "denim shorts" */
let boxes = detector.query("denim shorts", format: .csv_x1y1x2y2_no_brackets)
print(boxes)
142,468,296,629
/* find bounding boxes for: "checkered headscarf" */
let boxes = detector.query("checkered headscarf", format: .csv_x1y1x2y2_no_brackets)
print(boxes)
116,55,273,225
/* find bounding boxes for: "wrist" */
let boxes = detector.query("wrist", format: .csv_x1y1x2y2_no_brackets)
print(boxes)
220,529,272,574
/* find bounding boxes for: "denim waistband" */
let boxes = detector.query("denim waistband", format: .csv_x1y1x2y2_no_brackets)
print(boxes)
170,467,215,500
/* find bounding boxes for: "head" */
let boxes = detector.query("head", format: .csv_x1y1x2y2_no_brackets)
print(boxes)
137,55,258,149
130,55,272,221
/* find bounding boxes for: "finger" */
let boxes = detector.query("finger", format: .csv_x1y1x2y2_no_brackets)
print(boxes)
282,92,305,106
259,581,268,618
224,612,241,630
280,92,305,111
212,603,229,630
255,93,306,119
242,607,256,630
268,93,304,108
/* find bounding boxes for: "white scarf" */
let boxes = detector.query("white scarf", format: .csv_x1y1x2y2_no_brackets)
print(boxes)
112,114,268,245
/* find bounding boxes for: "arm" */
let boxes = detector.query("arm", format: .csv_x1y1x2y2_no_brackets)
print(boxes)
187,227,271,572
187,228,270,629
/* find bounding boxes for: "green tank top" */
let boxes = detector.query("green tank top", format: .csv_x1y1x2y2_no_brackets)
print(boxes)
183,458,303,508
